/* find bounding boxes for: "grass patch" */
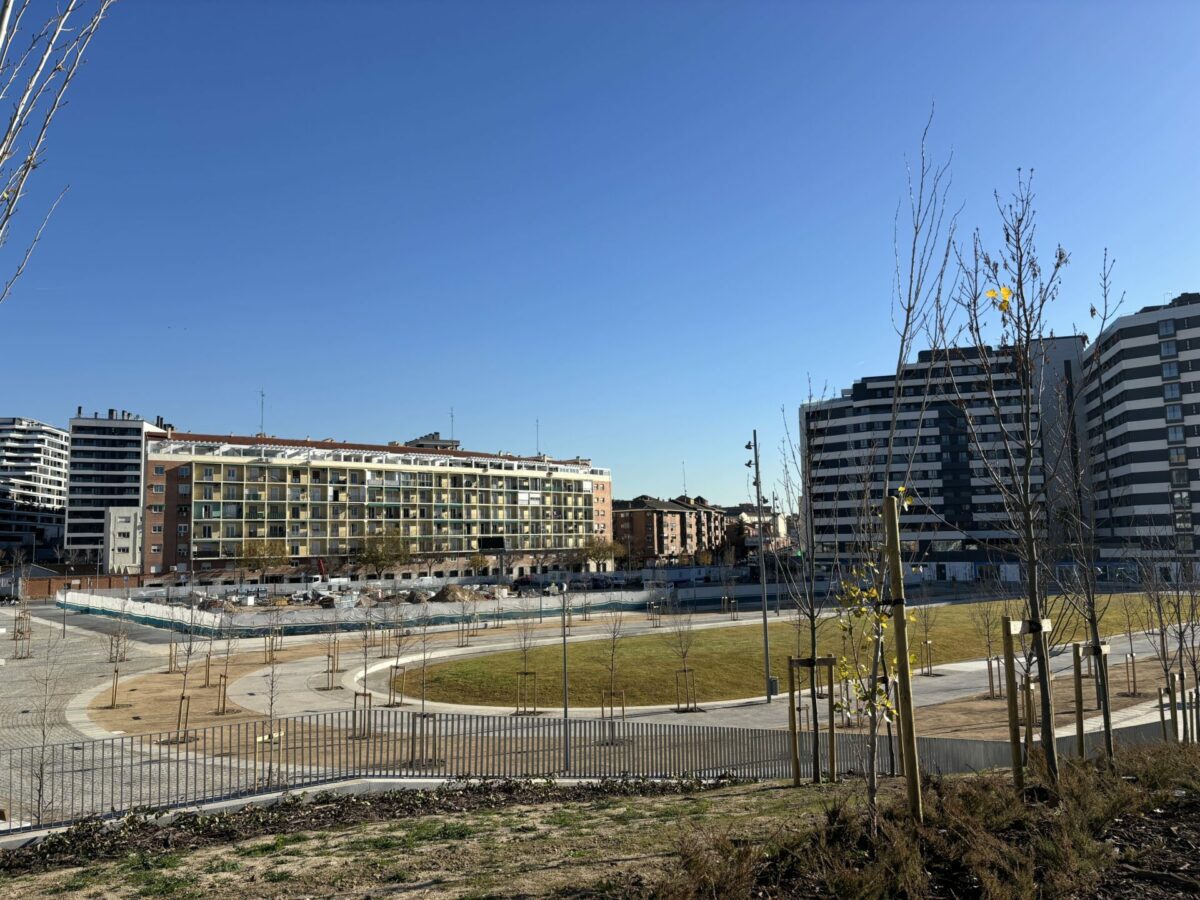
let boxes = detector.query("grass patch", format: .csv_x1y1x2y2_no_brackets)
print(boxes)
201,859,241,874
235,833,311,858
420,593,1149,706
345,819,476,853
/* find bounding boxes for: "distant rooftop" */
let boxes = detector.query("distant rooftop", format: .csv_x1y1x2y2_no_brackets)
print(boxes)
148,430,608,475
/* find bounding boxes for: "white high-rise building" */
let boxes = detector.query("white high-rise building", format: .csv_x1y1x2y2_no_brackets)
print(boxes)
64,409,166,572
0,417,69,559
1085,292,1200,569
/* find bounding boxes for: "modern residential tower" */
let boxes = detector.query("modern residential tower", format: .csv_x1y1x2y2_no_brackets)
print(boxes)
0,417,69,559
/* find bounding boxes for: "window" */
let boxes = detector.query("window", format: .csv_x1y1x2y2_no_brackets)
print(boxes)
152,484,165,494
151,524,163,534
1166,383,1183,401
178,524,190,536
153,465,164,476
179,467,190,477
1161,340,1178,358
117,530,130,539
151,544,162,554
178,484,191,496
1170,447,1188,465
1169,426,1185,443
150,504,165,514
1171,468,1190,487
1167,404,1184,422
1160,319,1177,338
1164,361,1180,379
1172,490,1191,510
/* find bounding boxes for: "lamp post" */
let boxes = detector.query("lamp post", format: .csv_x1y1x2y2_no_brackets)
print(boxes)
746,430,772,702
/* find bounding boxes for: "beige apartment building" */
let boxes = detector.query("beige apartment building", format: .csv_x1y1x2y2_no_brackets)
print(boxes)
140,432,612,577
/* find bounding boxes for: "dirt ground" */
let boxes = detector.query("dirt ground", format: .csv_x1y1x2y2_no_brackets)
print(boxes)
834,656,1174,741
2,779,859,899
86,618,581,737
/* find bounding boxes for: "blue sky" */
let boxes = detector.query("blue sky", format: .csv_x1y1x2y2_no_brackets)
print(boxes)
4,1,1198,507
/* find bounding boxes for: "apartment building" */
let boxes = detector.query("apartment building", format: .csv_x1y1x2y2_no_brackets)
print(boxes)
141,432,612,576
722,502,788,557
1085,292,1200,565
64,409,167,571
612,494,726,566
0,417,69,558
800,338,1085,582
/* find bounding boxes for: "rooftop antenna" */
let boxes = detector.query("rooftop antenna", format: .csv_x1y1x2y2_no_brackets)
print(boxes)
450,406,455,441
682,461,688,497
258,388,266,460
536,418,540,456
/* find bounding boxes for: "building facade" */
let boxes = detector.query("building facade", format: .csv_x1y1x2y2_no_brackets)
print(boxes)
140,433,611,576
64,409,167,570
612,494,726,566
800,338,1085,582
1085,292,1200,565
0,417,69,559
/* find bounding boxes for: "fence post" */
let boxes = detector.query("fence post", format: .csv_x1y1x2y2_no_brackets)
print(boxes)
1159,687,1169,743
1001,616,1023,793
787,658,801,787
1072,643,1085,758
883,495,921,823
1169,673,1180,743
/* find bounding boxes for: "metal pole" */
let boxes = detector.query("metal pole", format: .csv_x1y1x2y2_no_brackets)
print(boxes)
883,495,922,823
752,430,772,702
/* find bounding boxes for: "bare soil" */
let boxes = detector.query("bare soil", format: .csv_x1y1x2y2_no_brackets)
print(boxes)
0,778,857,899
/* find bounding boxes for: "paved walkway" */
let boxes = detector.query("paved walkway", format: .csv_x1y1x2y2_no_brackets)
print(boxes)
0,602,169,751
1,599,1175,750
219,607,1173,736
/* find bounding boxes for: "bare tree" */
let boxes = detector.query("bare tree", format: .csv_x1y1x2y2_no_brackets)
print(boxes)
0,1,117,308
414,600,433,715
28,625,64,824
948,171,1070,784
914,601,940,676
968,598,1002,697
601,609,625,707
662,595,698,710
1051,249,1124,758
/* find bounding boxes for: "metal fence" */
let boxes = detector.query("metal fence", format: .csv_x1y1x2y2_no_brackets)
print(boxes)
0,710,792,833
3,709,1166,835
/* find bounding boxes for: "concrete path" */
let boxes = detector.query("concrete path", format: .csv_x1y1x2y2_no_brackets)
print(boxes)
218,607,1174,736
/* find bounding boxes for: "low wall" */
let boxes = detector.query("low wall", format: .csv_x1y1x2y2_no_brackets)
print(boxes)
58,588,660,637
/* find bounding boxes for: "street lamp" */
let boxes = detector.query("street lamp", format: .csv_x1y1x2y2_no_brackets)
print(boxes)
746,430,773,702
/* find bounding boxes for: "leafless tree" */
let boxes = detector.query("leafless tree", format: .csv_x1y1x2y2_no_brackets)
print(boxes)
514,594,539,676
415,600,433,715
1050,250,1124,758
0,1,117,308
968,598,1002,697
29,625,64,824
914,601,940,675
946,170,1071,783
662,596,697,679
601,610,625,705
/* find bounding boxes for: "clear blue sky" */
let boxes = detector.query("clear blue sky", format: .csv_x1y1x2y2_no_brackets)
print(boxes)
5,1,1198,507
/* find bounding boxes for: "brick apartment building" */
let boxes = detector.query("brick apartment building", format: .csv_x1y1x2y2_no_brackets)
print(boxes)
612,494,726,566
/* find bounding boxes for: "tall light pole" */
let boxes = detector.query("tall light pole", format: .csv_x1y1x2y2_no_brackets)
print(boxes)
746,431,772,702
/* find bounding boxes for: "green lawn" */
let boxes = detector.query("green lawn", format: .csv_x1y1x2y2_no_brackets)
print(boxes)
417,592,1146,708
